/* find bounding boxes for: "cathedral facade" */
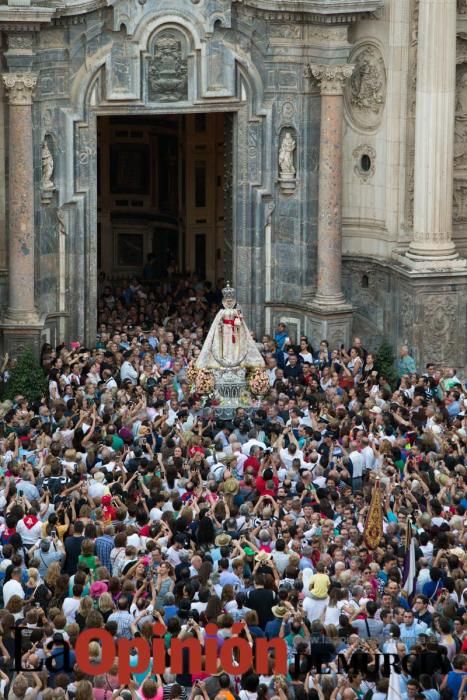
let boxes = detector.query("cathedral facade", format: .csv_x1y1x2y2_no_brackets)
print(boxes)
0,0,466,370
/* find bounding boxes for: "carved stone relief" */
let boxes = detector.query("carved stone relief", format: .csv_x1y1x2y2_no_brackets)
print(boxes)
7,33,33,51
453,64,467,222
422,296,458,365
345,43,386,130
111,40,131,92
453,179,467,221
148,30,188,102
399,290,414,345
458,0,467,14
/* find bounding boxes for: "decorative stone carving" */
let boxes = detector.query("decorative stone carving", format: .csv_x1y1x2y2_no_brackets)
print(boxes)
310,64,355,96
422,296,458,365
352,145,376,182
148,30,188,102
458,0,467,13
57,207,66,237
7,33,33,51
41,140,55,203
399,290,414,344
2,73,37,105
345,44,386,130
269,24,301,39
278,130,296,193
454,68,467,170
281,100,295,120
453,179,467,221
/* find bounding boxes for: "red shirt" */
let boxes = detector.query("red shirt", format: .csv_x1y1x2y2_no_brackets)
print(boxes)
255,474,278,496
243,456,261,476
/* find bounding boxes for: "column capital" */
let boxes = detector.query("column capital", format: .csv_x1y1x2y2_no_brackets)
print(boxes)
2,72,37,105
309,64,354,95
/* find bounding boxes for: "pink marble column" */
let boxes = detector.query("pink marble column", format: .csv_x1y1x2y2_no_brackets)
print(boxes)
311,64,354,307
2,72,39,323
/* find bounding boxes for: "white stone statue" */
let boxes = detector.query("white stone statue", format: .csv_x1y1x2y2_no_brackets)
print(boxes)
195,282,265,369
279,131,296,179
41,141,54,191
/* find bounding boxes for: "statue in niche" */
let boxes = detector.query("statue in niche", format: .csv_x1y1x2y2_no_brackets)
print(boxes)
41,140,54,191
279,131,296,179
148,31,187,102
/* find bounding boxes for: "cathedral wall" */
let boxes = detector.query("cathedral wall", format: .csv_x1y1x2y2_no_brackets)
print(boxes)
0,80,6,309
342,6,390,259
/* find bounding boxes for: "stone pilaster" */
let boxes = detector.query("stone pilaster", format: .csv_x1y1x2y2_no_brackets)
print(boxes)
407,0,464,265
1,72,43,353
307,64,354,348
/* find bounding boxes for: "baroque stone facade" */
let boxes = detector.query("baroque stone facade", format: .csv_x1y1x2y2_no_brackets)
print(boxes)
0,0,466,371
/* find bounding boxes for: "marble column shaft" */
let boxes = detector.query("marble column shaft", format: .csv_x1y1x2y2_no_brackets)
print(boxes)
409,0,457,259
2,72,38,320
311,64,354,306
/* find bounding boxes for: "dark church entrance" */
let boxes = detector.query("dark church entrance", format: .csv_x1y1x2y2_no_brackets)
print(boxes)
96,112,231,283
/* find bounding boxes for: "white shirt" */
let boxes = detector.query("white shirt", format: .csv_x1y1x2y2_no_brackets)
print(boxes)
3,578,25,607
16,517,42,546
361,445,376,471
88,480,108,499
120,361,138,385
349,450,365,479
62,597,81,624
149,507,163,522
279,447,304,469
233,451,248,477
242,439,267,456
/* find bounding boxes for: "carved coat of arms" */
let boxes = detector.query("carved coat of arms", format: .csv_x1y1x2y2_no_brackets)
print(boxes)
148,32,188,102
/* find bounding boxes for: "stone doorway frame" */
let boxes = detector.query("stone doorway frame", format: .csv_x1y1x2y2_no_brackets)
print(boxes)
60,51,270,347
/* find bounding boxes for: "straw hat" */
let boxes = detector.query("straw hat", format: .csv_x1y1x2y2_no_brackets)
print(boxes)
271,605,288,619
215,533,232,547
254,550,272,563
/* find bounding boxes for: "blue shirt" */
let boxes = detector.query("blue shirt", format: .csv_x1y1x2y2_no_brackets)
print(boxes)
446,671,467,698
265,618,290,640
396,355,416,377
95,534,114,572
274,331,288,351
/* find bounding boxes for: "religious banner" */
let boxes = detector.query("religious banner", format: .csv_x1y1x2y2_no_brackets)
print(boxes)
363,479,383,549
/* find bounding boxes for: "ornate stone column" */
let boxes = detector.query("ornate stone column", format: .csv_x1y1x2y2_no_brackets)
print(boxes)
307,64,355,348
407,0,461,263
1,72,43,351
311,64,354,305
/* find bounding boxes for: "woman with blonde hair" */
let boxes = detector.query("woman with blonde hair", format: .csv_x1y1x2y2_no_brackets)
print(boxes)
97,592,114,622
75,596,94,631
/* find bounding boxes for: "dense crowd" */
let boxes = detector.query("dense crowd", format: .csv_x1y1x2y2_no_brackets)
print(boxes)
0,275,466,700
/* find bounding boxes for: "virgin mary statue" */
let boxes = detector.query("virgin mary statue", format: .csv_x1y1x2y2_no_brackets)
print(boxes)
195,282,265,369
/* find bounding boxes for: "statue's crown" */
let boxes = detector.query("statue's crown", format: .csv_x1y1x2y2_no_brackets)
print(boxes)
222,281,235,302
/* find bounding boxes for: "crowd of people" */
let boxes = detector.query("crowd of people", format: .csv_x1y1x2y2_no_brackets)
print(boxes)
0,275,466,700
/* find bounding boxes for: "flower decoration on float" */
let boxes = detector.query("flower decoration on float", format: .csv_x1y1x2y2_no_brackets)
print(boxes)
195,368,215,395
185,361,199,387
248,368,270,396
